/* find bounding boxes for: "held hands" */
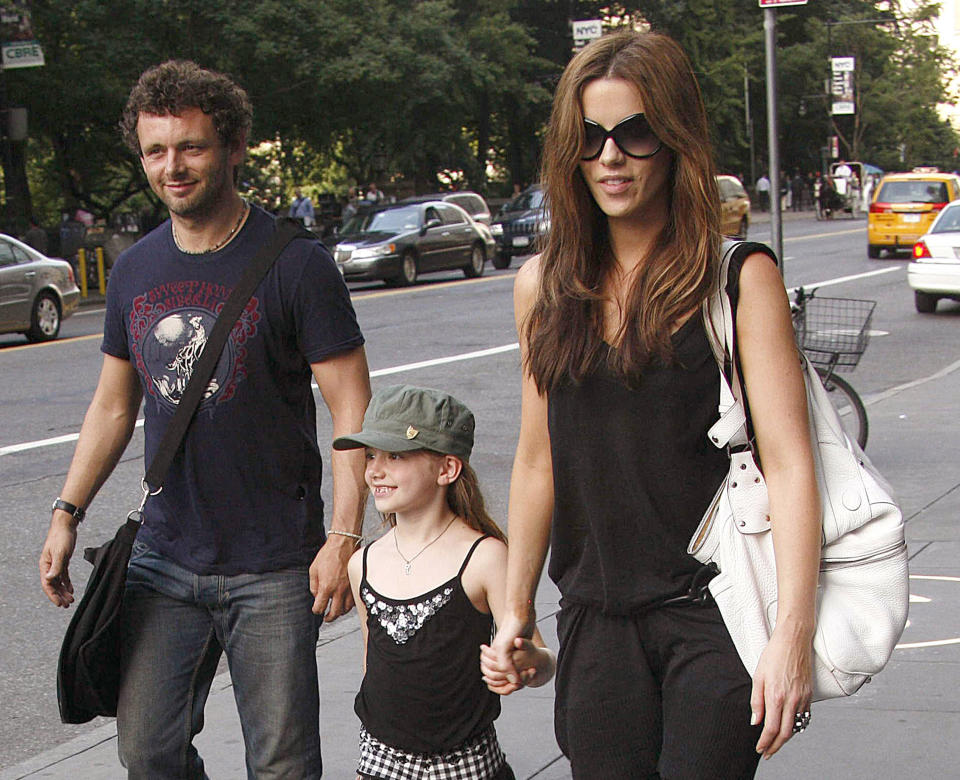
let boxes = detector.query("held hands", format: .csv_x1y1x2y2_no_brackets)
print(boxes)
39,518,78,607
750,625,814,759
480,637,555,695
309,534,357,621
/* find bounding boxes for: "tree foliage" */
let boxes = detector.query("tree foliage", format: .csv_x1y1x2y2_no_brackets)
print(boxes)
2,0,957,228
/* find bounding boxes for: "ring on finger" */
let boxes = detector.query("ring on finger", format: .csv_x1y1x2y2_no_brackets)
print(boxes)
792,710,811,734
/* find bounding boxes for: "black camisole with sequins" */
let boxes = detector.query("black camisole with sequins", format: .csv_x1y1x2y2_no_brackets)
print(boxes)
354,535,501,754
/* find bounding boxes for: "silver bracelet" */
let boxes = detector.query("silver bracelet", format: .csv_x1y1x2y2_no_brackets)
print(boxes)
328,529,364,545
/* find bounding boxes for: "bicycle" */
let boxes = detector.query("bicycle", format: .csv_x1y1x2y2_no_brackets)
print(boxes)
790,287,876,449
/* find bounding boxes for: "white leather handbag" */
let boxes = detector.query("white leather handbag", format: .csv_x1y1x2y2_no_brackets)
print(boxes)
689,240,909,701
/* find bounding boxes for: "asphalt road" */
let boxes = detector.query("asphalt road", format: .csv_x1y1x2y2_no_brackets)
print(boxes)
1,212,958,774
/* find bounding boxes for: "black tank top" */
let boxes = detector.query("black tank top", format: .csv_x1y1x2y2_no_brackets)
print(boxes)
547,316,728,614
354,535,501,754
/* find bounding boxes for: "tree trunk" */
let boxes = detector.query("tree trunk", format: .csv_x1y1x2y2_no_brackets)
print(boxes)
1,138,33,230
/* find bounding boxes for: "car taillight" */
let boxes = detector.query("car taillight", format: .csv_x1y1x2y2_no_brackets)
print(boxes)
912,240,931,259
869,203,891,214
931,202,948,211
67,265,76,284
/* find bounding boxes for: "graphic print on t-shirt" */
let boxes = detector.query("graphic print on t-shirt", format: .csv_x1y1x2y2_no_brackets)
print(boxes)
128,280,261,414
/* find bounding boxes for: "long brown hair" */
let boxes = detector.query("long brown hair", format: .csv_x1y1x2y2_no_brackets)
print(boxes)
383,457,507,543
526,31,721,391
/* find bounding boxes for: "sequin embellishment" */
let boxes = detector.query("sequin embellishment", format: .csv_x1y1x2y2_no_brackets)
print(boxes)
362,585,455,644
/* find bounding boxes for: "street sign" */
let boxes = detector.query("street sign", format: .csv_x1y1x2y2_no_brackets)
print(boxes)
572,19,602,42
758,0,808,6
2,39,43,69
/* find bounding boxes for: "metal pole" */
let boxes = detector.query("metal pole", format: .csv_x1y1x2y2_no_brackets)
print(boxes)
764,8,783,274
745,67,756,192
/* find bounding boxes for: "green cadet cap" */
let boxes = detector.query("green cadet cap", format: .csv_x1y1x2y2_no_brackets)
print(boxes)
333,384,475,459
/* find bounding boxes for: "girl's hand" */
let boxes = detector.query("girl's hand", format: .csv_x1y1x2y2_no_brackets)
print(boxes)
751,626,814,758
480,642,524,695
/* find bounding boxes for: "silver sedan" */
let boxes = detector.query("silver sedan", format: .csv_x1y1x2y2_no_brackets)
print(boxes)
0,233,81,341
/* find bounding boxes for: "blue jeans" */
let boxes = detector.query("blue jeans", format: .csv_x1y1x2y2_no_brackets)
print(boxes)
117,540,322,779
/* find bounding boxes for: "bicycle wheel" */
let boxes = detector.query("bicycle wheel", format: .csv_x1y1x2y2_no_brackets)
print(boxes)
815,368,868,449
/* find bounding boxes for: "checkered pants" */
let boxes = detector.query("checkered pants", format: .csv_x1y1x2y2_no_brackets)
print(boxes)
357,724,508,780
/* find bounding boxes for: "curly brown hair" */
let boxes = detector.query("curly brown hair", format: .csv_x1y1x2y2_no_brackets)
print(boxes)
120,60,253,156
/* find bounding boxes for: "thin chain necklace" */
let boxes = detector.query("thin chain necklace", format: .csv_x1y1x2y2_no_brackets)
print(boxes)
172,200,249,255
394,515,457,576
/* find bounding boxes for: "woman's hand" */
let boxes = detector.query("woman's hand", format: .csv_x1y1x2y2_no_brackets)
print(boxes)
481,611,536,693
751,624,814,758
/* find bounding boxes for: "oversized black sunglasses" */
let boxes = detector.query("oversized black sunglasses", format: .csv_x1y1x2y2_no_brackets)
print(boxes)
581,113,663,161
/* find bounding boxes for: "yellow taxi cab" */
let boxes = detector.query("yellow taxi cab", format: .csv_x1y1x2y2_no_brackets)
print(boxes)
717,174,750,239
867,168,960,258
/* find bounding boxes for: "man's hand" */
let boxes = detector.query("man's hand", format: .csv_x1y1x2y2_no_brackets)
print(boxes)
309,533,357,621
40,517,78,607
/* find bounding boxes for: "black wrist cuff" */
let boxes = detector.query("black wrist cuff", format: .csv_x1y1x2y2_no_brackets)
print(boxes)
52,498,85,523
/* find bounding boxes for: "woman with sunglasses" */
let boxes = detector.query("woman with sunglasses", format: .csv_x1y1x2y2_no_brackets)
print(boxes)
484,30,820,779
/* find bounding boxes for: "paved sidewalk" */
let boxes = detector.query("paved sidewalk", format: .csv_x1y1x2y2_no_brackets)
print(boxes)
0,583,571,780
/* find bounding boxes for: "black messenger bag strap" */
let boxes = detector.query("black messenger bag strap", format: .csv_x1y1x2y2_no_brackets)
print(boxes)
143,217,310,491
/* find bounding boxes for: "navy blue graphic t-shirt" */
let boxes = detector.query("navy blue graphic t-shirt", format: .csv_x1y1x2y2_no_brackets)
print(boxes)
102,206,364,575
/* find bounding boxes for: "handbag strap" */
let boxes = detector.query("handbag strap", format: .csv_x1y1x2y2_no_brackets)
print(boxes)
144,217,311,492
702,240,778,452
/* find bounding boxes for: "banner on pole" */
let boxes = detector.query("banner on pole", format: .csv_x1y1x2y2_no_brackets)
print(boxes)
831,57,855,115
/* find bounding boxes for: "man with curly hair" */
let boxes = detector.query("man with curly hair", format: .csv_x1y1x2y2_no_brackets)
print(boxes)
39,60,371,778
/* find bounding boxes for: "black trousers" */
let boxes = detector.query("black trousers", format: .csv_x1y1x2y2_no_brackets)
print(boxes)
554,600,763,780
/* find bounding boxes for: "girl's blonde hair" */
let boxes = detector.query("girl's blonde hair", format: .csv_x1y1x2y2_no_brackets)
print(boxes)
526,30,721,390
382,456,507,544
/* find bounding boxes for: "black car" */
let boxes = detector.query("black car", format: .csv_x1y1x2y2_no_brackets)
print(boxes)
328,201,496,286
490,184,549,269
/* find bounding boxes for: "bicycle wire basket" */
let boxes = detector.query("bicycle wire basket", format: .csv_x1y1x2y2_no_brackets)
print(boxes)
794,296,877,371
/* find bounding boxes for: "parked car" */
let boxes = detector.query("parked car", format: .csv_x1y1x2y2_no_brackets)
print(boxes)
402,191,492,225
490,184,549,269
328,201,495,286
717,174,750,239
0,233,80,342
868,169,960,258
907,198,960,313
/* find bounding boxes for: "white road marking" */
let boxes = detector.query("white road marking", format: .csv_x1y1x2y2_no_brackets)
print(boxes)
896,575,960,650
0,264,926,457
0,347,521,456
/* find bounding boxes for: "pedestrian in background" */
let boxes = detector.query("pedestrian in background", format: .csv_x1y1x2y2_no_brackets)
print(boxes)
756,172,770,211
335,385,555,780
365,182,384,204
290,187,315,227
791,171,805,212
490,30,819,779
39,60,371,778
24,216,48,254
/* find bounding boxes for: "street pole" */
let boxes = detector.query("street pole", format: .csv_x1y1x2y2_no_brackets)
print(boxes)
745,66,756,191
764,8,784,273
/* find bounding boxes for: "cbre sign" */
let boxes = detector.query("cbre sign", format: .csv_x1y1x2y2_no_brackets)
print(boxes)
2,39,44,69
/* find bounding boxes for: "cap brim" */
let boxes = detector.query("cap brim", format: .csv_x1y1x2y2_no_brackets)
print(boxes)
332,431,427,453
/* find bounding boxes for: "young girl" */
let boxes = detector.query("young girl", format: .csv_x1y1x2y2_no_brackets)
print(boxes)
333,384,555,780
